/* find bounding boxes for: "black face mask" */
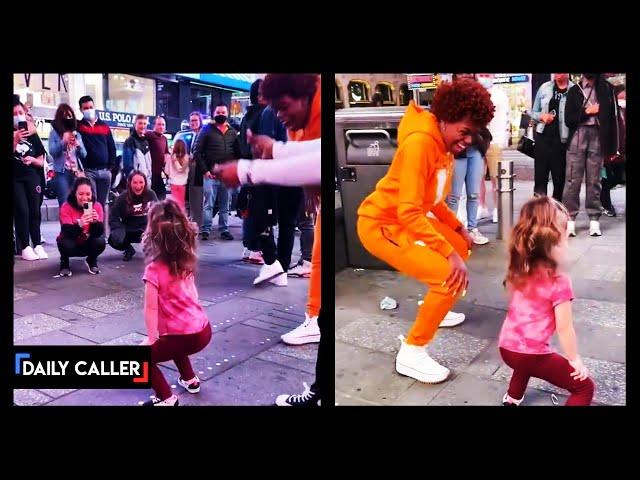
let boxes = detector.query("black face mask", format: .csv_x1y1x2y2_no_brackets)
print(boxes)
63,118,76,131
214,115,227,124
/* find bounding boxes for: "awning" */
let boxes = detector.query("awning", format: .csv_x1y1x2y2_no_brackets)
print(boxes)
177,73,258,92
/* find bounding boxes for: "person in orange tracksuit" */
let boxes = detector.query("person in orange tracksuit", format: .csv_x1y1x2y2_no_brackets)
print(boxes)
357,78,495,384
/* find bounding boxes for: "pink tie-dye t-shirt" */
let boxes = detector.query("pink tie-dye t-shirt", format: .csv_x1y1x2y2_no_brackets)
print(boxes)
143,260,209,336
498,271,574,354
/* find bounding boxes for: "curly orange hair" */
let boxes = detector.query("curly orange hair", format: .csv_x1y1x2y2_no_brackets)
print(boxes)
505,196,570,289
431,78,495,126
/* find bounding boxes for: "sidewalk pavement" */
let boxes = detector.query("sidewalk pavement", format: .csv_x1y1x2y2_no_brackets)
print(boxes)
335,179,626,406
14,215,316,406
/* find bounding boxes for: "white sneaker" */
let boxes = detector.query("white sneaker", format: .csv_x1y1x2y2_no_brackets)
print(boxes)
33,244,49,259
395,335,450,383
281,313,321,345
439,311,466,328
21,246,39,261
248,251,264,265
288,260,312,277
40,234,47,244
253,260,285,285
492,208,498,223
589,220,601,236
567,220,576,237
477,206,490,220
269,273,288,287
242,248,250,262
468,228,489,245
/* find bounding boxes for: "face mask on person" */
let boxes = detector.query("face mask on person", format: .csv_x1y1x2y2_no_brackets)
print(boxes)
13,114,26,129
83,109,96,121
478,77,493,89
214,115,227,124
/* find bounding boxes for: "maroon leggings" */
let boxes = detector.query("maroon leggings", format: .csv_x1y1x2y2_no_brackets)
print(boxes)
499,348,595,406
151,323,212,400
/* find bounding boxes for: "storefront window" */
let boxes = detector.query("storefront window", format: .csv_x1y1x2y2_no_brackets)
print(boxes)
375,82,394,105
348,80,371,106
106,73,155,115
156,80,179,118
190,85,212,116
399,83,410,106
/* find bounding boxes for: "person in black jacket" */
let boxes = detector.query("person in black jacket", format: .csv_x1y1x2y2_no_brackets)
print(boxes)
563,74,618,237
108,170,158,261
192,103,241,241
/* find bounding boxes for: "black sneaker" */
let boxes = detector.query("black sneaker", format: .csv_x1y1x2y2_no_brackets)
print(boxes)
177,376,201,394
602,207,617,217
123,245,135,261
142,394,179,406
60,258,72,277
275,382,320,406
200,232,210,241
85,258,100,275
220,231,234,241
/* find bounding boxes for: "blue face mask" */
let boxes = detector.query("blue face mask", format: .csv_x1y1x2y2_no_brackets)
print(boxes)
83,109,96,121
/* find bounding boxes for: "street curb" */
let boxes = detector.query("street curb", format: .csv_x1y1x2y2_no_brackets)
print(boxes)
41,201,59,222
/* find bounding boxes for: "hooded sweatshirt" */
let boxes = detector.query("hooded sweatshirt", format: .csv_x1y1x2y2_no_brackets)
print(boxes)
357,101,463,259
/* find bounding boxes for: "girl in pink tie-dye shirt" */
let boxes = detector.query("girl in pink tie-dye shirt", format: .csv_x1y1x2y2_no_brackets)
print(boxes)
499,196,594,406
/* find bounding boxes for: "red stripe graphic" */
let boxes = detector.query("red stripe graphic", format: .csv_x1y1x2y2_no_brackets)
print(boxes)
133,362,149,383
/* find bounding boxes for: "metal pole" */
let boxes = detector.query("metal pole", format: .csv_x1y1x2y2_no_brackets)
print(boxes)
497,159,516,240
412,89,420,104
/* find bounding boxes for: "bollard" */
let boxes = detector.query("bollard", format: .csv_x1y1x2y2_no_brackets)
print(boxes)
497,159,516,240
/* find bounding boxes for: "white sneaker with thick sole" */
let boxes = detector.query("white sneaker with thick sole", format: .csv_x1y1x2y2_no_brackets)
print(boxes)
567,220,576,237
253,260,285,285
439,311,466,328
248,251,264,265
242,248,250,262
288,260,312,277
469,228,489,245
589,220,602,236
492,208,498,223
22,246,39,261
395,335,450,383
33,244,49,259
281,313,320,345
269,273,288,287
477,206,490,220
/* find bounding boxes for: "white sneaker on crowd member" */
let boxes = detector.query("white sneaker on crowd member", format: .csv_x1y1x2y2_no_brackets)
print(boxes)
468,228,489,245
567,220,576,237
33,244,48,259
248,251,264,265
281,313,320,345
253,260,285,285
288,260,312,277
476,205,490,220
242,248,250,262
589,220,602,237
492,208,498,223
22,246,39,261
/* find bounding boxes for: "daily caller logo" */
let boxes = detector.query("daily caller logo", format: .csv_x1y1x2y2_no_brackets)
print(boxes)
14,353,149,385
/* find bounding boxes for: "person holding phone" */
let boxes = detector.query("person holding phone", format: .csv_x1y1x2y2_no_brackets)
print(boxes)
13,95,47,261
56,177,106,276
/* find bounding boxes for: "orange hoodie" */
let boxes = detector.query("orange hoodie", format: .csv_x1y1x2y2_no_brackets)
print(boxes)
357,101,463,258
288,80,321,141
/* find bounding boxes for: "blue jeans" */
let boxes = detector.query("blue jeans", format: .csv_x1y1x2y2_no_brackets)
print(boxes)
53,170,76,207
446,147,484,230
85,168,112,208
202,177,229,234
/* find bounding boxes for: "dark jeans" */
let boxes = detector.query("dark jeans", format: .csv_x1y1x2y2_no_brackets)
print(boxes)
151,323,212,400
57,235,106,262
151,173,166,201
500,347,594,406
534,134,567,202
297,203,315,263
14,174,42,250
108,230,143,251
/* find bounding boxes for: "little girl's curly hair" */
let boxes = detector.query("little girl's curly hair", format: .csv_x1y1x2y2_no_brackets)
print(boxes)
143,199,198,278
505,195,570,289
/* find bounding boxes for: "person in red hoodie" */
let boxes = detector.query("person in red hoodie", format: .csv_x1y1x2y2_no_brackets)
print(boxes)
56,177,106,276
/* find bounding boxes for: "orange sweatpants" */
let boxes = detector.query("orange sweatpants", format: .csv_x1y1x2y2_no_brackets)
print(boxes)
306,212,321,317
357,215,469,346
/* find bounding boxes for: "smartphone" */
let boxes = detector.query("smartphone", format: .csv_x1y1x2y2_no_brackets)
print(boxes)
18,120,28,131
83,202,93,214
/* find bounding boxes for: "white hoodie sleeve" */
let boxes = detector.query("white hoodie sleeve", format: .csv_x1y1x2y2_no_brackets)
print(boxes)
236,138,321,186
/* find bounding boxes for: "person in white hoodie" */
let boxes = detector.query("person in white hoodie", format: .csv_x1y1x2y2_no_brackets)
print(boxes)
122,114,152,179
215,136,323,407
477,74,510,223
